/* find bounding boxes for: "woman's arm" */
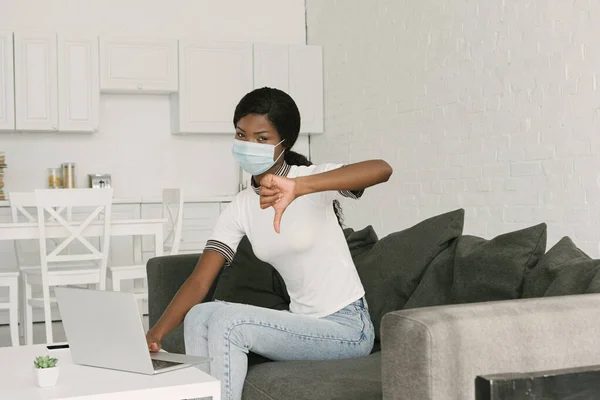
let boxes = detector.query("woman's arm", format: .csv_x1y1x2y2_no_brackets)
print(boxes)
295,159,393,196
146,250,225,351
260,159,393,233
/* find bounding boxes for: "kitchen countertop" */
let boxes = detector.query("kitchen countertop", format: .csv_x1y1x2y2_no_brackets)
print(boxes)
0,194,236,207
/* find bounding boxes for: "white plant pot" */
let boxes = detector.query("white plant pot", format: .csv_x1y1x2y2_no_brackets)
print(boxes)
34,366,60,387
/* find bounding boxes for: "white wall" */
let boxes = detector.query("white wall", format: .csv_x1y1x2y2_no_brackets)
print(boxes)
307,0,600,256
0,0,308,198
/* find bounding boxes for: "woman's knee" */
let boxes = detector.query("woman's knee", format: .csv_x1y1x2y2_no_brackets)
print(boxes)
206,305,253,347
206,304,246,328
184,302,225,333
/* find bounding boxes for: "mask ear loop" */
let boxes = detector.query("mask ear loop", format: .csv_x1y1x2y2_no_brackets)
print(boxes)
273,139,286,163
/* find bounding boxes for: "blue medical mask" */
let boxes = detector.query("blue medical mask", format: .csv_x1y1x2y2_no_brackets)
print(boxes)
232,139,285,176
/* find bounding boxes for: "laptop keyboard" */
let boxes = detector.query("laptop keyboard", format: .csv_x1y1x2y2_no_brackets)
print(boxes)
152,359,184,370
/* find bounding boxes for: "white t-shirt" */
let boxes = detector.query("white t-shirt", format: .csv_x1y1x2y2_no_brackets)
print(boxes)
205,161,366,318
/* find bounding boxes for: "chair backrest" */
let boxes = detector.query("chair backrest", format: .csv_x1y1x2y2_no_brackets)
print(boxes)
8,191,71,267
162,188,184,255
34,188,113,290
9,192,37,223
9,192,38,267
10,191,72,223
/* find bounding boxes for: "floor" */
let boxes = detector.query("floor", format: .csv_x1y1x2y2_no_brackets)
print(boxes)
0,317,150,347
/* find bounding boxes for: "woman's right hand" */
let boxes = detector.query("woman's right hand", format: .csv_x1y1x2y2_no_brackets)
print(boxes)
146,330,162,353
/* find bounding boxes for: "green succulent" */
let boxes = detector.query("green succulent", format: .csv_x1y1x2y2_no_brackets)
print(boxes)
34,355,58,369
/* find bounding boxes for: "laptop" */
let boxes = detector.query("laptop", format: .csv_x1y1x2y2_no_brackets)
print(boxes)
55,287,211,375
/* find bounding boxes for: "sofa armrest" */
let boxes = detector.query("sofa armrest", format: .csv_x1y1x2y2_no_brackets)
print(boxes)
147,253,222,354
380,294,600,400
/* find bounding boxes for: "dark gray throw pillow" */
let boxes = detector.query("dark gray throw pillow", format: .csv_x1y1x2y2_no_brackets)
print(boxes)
403,238,458,309
344,225,379,258
522,237,600,297
211,236,290,310
452,223,547,304
354,209,465,340
522,237,590,298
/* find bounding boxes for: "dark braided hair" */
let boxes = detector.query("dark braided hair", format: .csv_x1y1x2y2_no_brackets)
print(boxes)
233,87,344,227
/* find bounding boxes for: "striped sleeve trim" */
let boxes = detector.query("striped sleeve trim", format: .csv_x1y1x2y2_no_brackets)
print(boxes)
205,240,235,265
339,189,365,199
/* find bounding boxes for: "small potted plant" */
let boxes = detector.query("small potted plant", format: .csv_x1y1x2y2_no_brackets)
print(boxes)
33,355,59,387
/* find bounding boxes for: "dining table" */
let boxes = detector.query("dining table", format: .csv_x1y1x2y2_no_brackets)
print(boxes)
0,218,167,259
0,216,167,346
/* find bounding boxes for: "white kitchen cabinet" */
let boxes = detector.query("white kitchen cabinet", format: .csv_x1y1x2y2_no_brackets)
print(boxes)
0,31,15,131
99,38,178,93
14,33,58,131
253,44,324,134
58,35,99,132
171,41,253,134
253,43,290,92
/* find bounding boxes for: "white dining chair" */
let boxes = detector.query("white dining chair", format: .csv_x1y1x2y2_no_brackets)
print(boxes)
21,188,113,345
9,192,76,266
10,192,42,269
107,188,183,313
162,188,184,256
9,191,80,340
10,191,51,340
0,270,19,346
10,191,72,224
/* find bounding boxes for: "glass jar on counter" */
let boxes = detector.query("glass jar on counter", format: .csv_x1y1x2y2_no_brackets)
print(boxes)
47,168,62,189
61,162,76,188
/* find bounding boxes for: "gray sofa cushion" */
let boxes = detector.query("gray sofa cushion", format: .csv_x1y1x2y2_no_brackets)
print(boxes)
243,353,382,400
523,236,600,297
212,236,290,310
452,223,547,303
354,209,465,340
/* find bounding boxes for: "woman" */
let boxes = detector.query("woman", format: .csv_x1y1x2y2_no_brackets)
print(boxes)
146,87,393,400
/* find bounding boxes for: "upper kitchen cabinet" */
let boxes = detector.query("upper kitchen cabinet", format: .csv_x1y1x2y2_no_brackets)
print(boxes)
99,38,178,94
0,32,15,131
14,33,99,133
58,35,99,132
253,43,290,92
171,41,253,134
253,44,323,134
14,33,59,131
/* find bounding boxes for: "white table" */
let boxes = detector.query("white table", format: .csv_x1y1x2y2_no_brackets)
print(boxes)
0,218,166,268
0,344,220,399
0,219,166,257
0,218,167,335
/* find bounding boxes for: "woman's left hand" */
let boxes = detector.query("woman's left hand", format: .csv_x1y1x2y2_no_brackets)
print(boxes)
259,174,299,234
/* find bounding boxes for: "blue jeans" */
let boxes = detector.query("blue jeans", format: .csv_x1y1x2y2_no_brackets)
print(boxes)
184,297,375,400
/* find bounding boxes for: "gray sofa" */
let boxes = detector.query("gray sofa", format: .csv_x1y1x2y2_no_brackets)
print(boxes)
148,209,600,399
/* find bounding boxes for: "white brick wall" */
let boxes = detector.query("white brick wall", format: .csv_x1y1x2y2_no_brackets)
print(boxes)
306,0,600,256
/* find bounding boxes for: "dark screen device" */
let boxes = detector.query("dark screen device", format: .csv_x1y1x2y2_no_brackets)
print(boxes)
46,344,69,350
